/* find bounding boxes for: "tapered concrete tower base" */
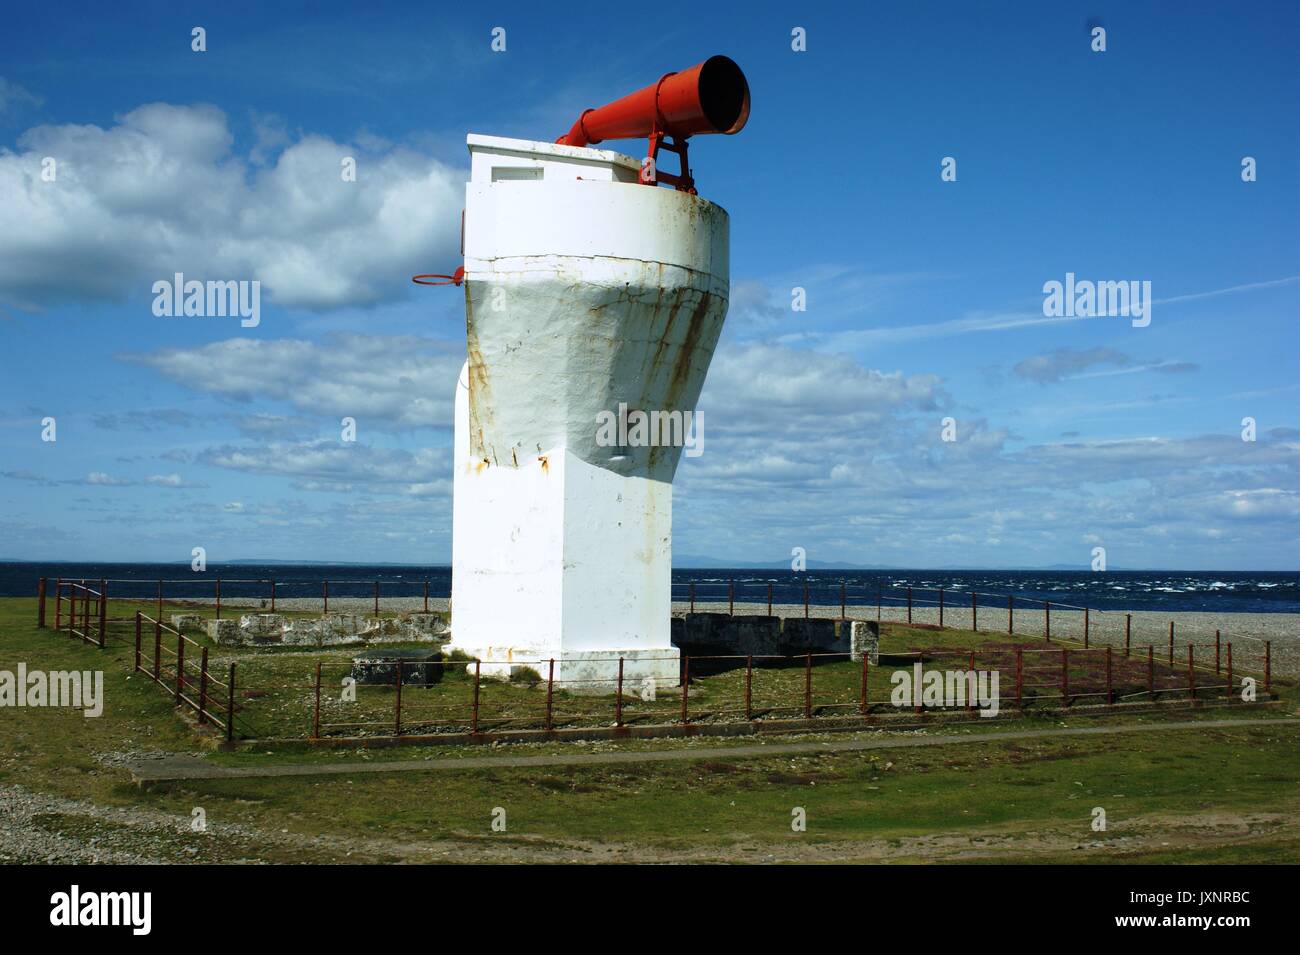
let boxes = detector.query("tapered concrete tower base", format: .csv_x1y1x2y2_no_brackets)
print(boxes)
446,134,730,693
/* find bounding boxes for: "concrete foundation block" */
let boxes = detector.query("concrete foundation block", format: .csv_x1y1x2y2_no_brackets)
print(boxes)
404,612,449,638
680,612,732,649
778,617,838,654
848,620,880,664
239,613,287,644
350,650,446,687
169,614,204,631
555,649,680,694
281,614,367,647
464,648,679,695
205,618,241,645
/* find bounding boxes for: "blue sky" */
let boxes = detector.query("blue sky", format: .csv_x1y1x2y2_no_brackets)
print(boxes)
1,0,1297,568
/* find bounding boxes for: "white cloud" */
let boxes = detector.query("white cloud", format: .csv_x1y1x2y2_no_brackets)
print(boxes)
0,103,462,309
130,333,463,429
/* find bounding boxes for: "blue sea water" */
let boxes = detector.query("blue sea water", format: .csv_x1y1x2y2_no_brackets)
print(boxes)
3,562,1298,613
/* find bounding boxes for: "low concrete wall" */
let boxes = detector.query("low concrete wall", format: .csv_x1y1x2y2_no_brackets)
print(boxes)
673,613,860,657
205,612,449,648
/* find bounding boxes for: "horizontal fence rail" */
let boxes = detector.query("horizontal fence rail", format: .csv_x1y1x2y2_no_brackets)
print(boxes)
133,612,235,742
28,575,1283,745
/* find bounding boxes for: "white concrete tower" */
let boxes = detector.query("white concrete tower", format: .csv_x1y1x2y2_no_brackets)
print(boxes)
446,133,731,689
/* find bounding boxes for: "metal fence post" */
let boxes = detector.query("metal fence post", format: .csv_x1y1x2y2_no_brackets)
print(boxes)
1147,645,1154,700
374,580,380,617
175,632,185,703
55,580,62,630
545,659,555,732
98,579,107,648
216,577,222,620
914,654,923,714
938,587,944,628
1168,621,1174,665
270,578,276,613
1007,594,1013,634
1226,644,1233,701
804,652,812,719
971,591,977,631
803,581,809,619
1215,630,1221,674
37,577,46,628
134,611,142,672
394,661,403,736
907,586,913,624
226,663,236,743
859,654,869,716
423,579,429,613
1265,641,1272,695
1015,649,1023,708
312,661,322,739
1083,607,1089,648
323,580,329,615
198,647,209,724
728,579,734,616
153,618,161,680
767,582,773,617
745,655,753,721
680,656,690,724
1187,645,1195,701
1061,648,1069,706
689,581,695,613
1045,601,1051,641
1105,647,1113,705
615,657,624,727
1124,613,1131,656
156,579,163,621
67,585,76,638
839,581,846,620
471,660,481,734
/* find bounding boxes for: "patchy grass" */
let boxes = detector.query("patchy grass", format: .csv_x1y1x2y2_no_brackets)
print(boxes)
2,596,1297,863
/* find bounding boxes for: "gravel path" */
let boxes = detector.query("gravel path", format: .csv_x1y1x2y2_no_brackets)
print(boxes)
124,716,1300,784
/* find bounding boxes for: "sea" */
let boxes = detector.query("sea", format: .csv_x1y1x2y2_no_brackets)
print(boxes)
2,563,1298,614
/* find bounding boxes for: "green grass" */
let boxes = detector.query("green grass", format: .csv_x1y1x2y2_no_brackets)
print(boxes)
3,595,1297,863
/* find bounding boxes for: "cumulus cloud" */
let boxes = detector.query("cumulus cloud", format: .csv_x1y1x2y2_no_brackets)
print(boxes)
129,333,464,429
701,341,945,428
199,438,451,498
0,103,462,309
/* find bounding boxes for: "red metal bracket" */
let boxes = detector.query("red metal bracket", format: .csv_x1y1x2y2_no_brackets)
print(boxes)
412,266,465,286
643,130,695,194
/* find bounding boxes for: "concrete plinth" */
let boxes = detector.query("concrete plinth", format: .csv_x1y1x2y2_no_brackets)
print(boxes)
445,134,729,692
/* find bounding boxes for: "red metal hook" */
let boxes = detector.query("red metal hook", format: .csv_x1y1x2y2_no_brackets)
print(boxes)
412,266,465,286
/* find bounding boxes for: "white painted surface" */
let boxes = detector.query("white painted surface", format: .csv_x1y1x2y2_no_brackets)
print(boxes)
448,134,730,691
